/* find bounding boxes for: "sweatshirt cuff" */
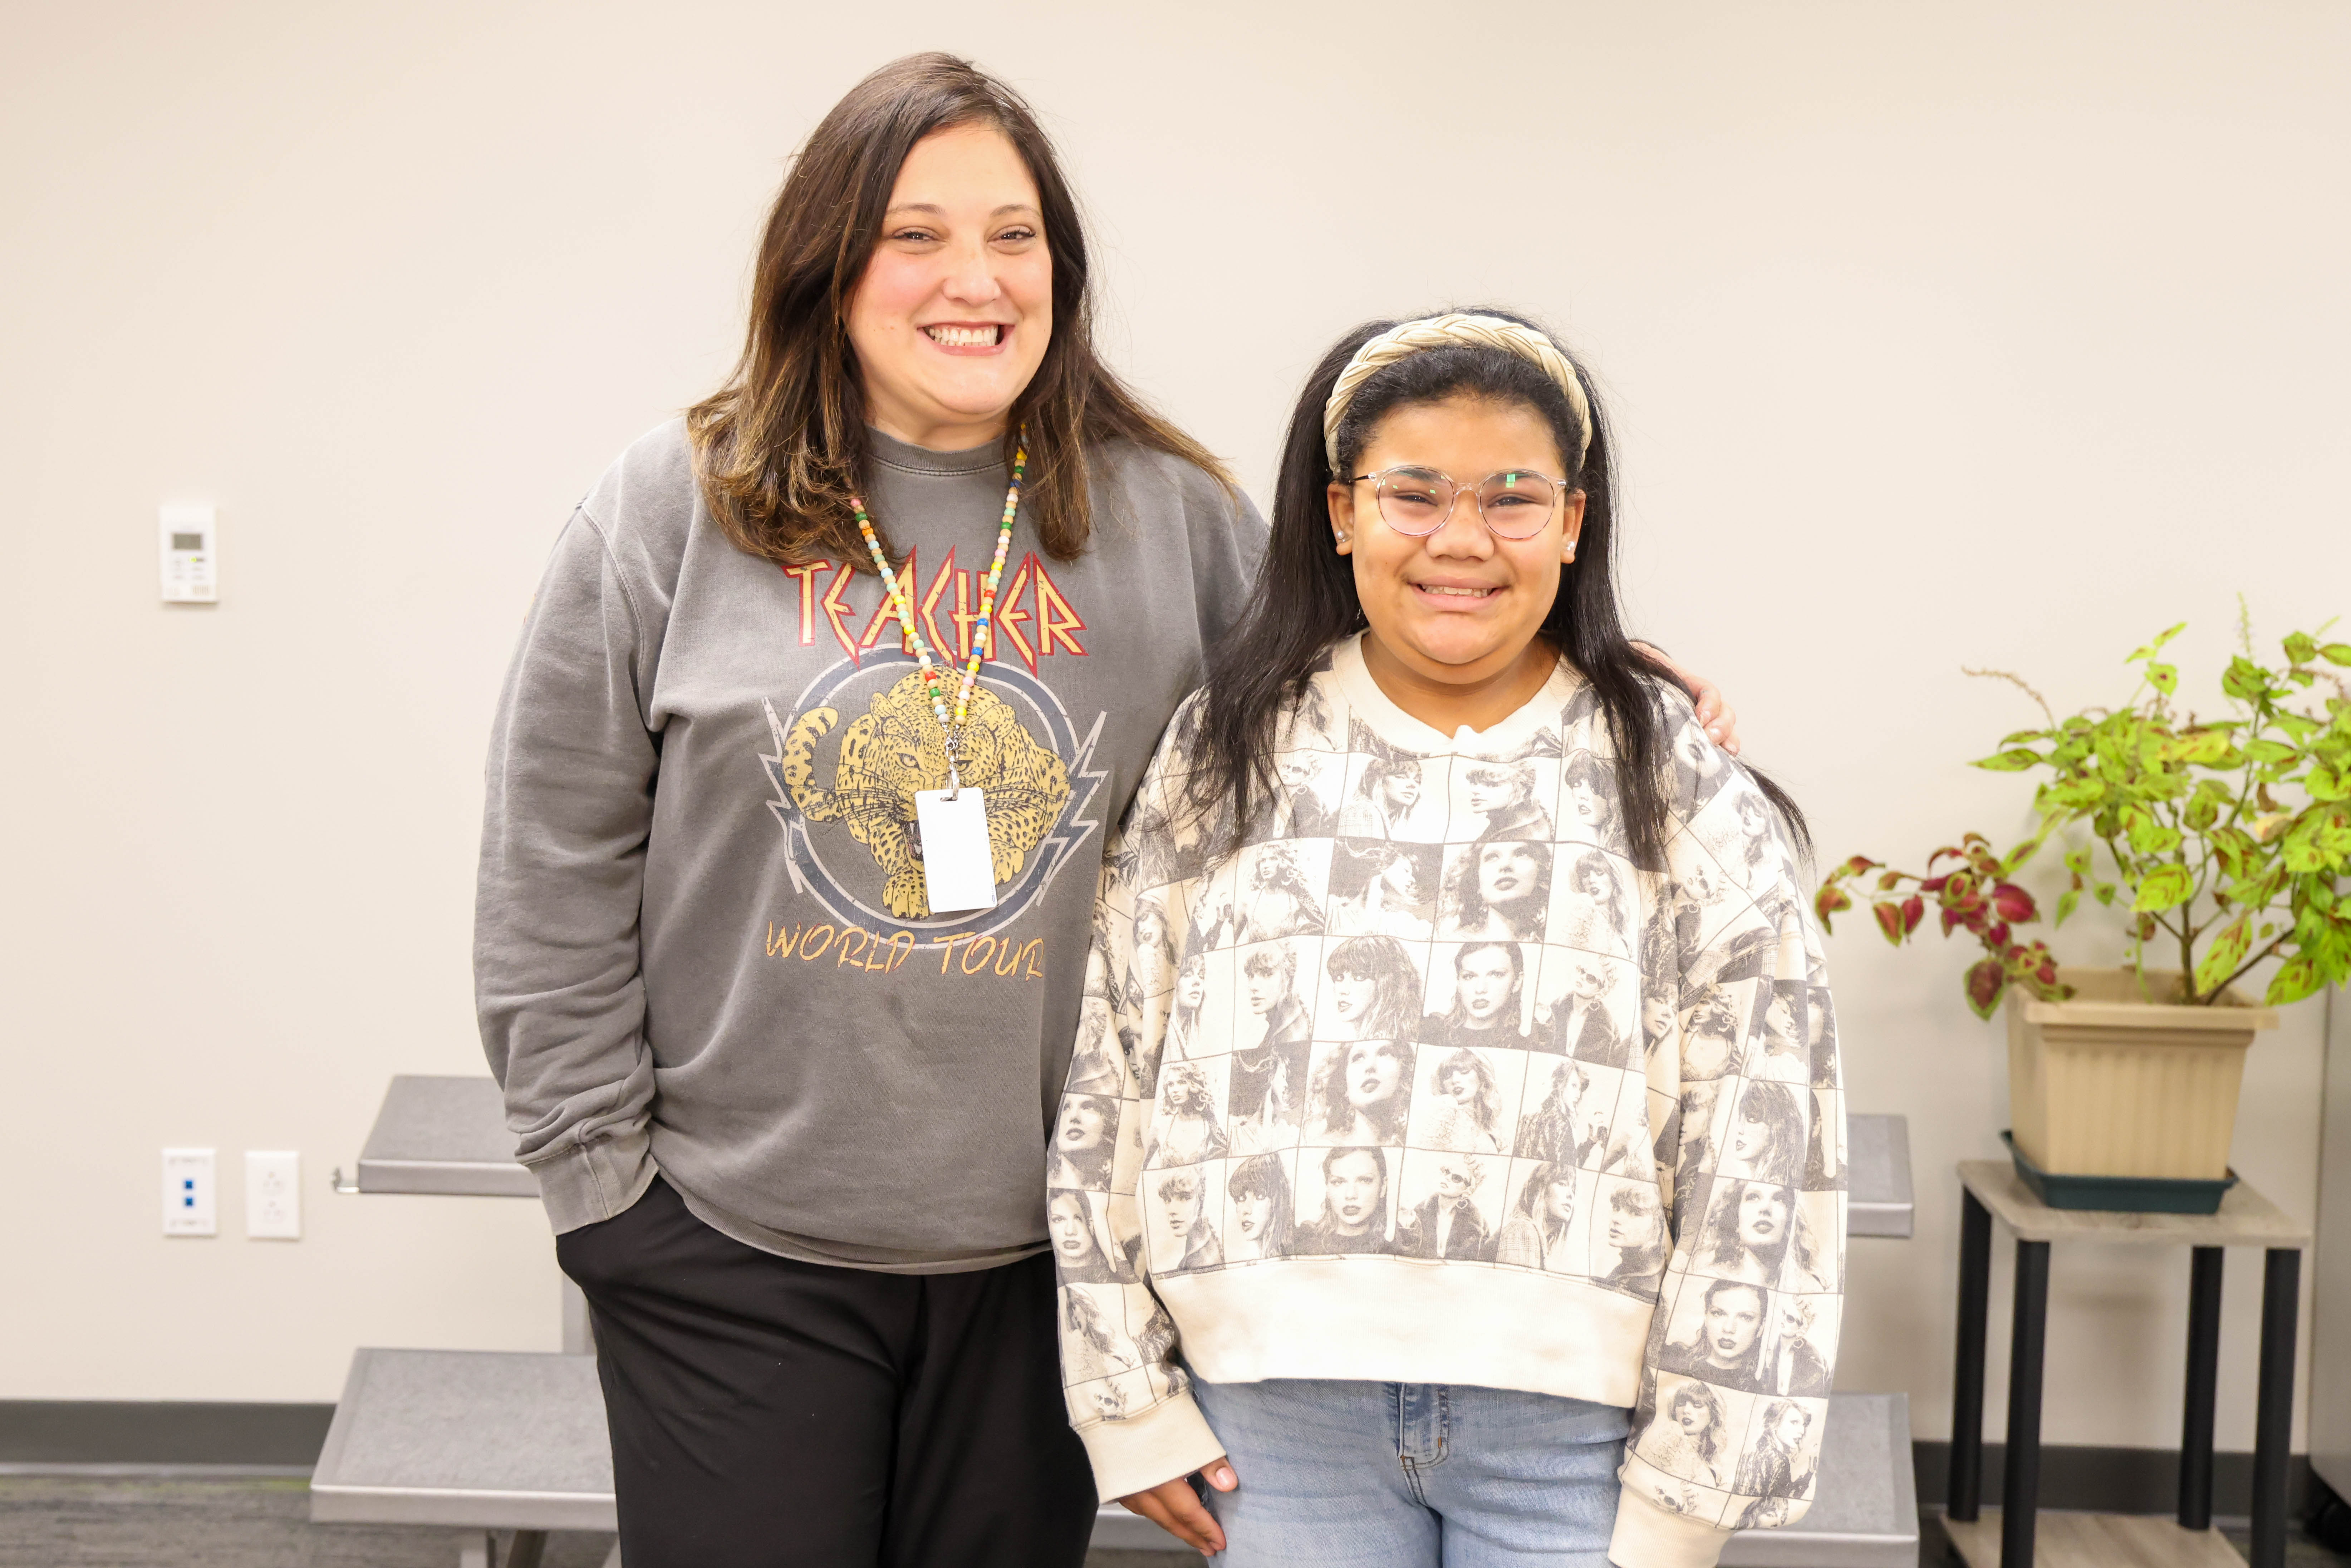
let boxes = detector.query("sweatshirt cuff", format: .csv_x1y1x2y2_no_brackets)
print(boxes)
1609,1486,1731,1568
523,1125,657,1234
1078,1389,1226,1504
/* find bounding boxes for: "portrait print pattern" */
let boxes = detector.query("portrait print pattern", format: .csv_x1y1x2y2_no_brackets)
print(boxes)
1051,637,1845,1535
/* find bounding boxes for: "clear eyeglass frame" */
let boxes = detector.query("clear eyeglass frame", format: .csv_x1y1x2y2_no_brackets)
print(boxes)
1345,464,1571,541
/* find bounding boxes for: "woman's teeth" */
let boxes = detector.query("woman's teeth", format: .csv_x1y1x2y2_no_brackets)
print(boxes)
926,324,1001,347
1416,584,1497,598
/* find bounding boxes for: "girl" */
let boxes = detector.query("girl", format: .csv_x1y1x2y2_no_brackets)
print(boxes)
1305,1038,1415,1145
1051,310,1836,1565
1321,935,1423,1040
1494,1161,1578,1270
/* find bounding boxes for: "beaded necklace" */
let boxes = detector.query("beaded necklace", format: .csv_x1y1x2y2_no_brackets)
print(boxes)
849,429,1027,785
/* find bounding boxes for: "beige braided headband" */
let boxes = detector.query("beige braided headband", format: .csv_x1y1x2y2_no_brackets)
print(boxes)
1322,313,1592,473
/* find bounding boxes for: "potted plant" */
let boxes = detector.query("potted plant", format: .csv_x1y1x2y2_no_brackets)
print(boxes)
1815,617,2351,1205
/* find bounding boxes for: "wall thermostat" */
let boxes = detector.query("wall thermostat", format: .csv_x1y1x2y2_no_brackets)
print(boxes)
160,503,217,603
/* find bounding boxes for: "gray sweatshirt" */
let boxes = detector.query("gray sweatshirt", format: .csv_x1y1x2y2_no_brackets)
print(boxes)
475,419,1263,1270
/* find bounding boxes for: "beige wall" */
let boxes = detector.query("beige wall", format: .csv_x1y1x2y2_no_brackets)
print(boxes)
4,0,2346,1458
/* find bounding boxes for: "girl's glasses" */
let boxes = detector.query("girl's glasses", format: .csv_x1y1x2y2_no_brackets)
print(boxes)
1346,465,1568,540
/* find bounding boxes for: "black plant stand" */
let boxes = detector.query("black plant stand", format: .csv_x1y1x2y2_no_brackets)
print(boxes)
1944,1160,2308,1568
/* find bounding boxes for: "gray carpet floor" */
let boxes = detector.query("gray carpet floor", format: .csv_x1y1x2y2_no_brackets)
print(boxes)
4,1474,2348,1567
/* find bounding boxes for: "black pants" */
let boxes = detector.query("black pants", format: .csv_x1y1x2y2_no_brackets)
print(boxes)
557,1177,1098,1568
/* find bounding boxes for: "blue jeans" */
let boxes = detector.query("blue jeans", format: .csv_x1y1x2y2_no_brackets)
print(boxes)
1192,1378,1627,1566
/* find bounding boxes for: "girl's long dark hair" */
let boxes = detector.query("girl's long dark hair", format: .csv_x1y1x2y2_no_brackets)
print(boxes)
1186,307,1805,871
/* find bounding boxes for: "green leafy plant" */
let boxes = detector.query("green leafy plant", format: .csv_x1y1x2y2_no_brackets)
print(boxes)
1816,615,2351,1018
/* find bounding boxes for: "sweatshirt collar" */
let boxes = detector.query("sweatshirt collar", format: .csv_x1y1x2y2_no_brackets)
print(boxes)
1329,631,1584,757
865,425,1011,478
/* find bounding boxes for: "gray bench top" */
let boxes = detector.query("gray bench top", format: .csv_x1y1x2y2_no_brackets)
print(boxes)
311,1350,615,1531
357,1076,1917,1238
313,1349,1912,1566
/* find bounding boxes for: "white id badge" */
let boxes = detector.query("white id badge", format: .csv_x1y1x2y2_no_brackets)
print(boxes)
914,788,999,914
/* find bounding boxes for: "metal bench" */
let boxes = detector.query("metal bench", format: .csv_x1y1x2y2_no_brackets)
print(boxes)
318,1077,1919,1564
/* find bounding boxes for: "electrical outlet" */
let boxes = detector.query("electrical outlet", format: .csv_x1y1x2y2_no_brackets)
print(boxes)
245,1151,301,1239
163,1148,217,1236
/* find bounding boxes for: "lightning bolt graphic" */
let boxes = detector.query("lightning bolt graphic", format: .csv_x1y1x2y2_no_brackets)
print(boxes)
758,698,816,898
1031,709,1109,896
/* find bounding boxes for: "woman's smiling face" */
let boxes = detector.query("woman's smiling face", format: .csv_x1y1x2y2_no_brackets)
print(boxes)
1329,397,1584,688
844,124,1054,450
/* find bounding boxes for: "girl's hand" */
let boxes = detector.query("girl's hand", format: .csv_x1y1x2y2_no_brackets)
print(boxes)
1630,642,1742,756
1119,1458,1238,1555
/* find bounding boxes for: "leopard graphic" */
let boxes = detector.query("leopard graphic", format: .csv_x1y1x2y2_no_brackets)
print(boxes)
781,669,1073,919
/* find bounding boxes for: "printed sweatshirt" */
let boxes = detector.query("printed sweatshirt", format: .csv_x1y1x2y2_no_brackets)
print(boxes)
1050,636,1845,1568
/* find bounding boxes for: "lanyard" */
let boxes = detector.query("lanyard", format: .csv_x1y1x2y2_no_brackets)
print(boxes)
848,430,1027,794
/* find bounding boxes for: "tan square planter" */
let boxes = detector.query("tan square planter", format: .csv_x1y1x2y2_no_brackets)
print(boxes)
2006,967,2279,1180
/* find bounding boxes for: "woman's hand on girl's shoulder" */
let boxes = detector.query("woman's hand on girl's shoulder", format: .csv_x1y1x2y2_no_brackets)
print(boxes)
1630,641,1741,756
1120,1458,1238,1555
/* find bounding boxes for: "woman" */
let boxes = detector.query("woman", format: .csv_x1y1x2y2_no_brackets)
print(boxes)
1338,754,1425,837
1561,748,1620,838
1328,841,1434,938
1599,1181,1670,1293
1719,1079,1807,1188
1321,935,1423,1041
1733,1400,1819,1522
1224,1152,1294,1263
1637,1380,1729,1489
1167,952,1209,1059
1463,760,1552,840
1237,840,1328,941
1422,940,1531,1046
1051,310,1833,1565
1305,1038,1415,1146
1047,1189,1127,1284
1062,1288,1140,1383
1417,1046,1505,1153
1439,837,1551,939
1514,1057,1589,1164
1556,846,1633,957
1047,1092,1119,1190
1147,1060,1228,1165
1494,1161,1577,1270
1700,1179,1797,1286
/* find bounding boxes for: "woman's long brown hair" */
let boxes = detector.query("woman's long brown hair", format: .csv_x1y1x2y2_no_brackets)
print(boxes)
689,53,1227,569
